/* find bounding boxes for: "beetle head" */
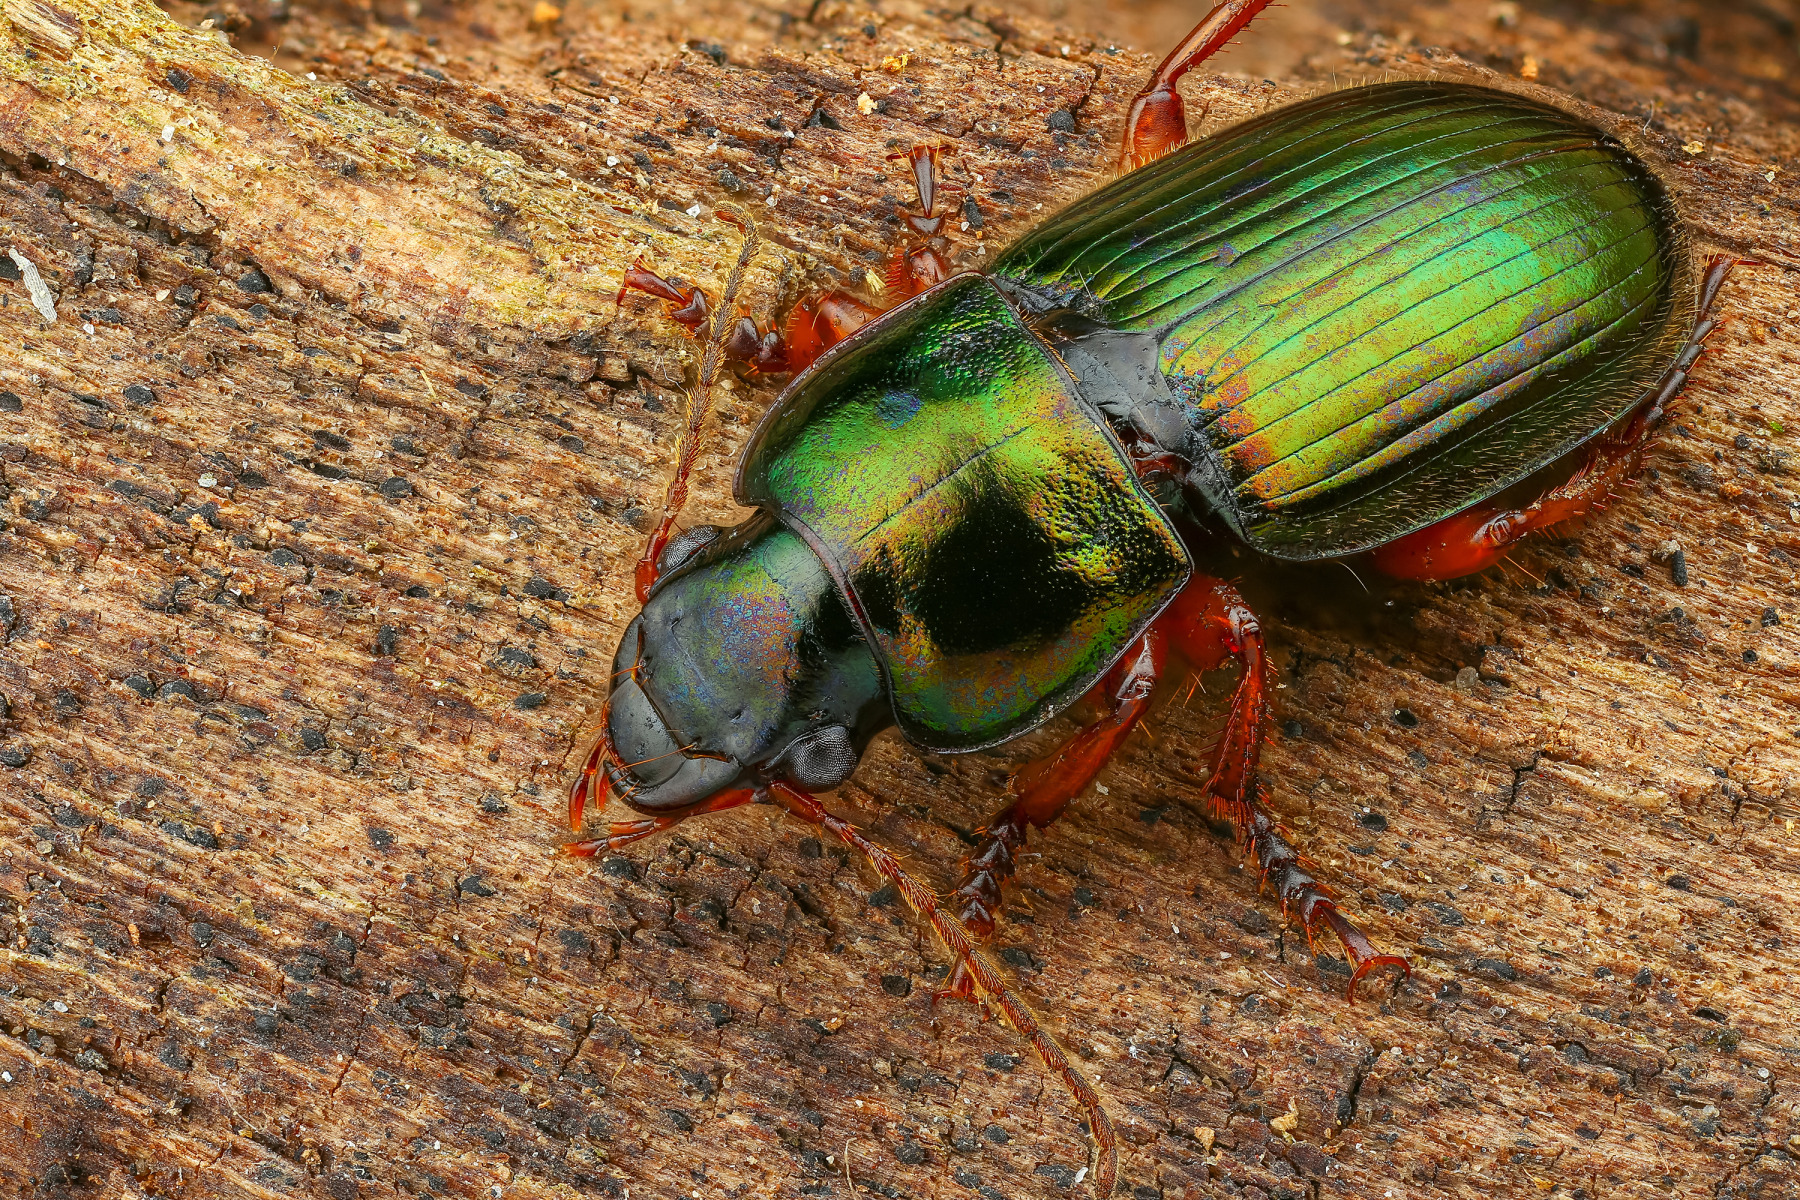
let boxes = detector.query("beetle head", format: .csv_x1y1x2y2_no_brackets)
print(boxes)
603,514,886,812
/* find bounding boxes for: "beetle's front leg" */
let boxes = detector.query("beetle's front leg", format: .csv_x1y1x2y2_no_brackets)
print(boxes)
941,632,1167,1000
1163,575,1409,999
565,787,760,857
1119,0,1279,169
618,261,789,373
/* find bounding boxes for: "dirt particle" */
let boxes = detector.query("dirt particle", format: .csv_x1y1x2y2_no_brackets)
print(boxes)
1422,901,1465,927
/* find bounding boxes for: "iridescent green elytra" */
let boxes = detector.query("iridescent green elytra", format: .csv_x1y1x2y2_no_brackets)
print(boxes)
994,80,1691,559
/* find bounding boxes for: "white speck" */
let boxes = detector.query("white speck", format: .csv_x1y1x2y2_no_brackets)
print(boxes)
1062,45,1072,56
1172,924,1179,935
1093,782,1108,795
162,124,175,142
52,1001,68,1012
199,474,217,488
765,194,777,205
155,289,170,301
1760,1068,1771,1078
307,72,317,80
1,1072,10,1083
608,96,619,105
1074,1167,1088,1184
685,203,701,217
1220,951,1231,959
9,248,58,323
606,155,619,166
83,322,95,335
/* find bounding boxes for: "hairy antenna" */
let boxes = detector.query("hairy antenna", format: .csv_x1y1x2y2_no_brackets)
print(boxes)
632,206,762,604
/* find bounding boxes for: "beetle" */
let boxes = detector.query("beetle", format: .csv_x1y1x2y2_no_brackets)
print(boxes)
569,1,1733,1191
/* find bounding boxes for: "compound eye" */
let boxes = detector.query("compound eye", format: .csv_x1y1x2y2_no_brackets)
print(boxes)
776,725,857,791
654,524,722,581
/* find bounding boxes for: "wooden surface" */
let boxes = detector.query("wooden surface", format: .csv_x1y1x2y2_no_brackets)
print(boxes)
1,1,1797,1198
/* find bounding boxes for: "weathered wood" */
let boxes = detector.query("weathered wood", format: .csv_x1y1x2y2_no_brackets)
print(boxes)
0,2,1796,1199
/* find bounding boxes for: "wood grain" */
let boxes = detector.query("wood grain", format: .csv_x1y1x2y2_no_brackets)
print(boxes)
1,2,1796,1198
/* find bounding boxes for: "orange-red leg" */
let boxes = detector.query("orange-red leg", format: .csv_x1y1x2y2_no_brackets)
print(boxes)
618,262,789,374
942,572,1404,1001
780,289,886,372
1163,575,1409,999
883,144,958,299
942,632,1167,998
565,786,759,857
1371,256,1737,582
1120,0,1278,169
568,721,613,831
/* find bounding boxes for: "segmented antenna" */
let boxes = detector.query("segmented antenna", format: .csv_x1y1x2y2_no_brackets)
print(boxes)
771,782,1119,1197
633,206,762,603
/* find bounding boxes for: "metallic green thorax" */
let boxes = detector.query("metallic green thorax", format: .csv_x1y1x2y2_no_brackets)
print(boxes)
739,275,1191,751
994,81,1692,558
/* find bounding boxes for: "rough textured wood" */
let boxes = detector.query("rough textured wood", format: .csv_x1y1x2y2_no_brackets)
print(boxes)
1,2,1797,1199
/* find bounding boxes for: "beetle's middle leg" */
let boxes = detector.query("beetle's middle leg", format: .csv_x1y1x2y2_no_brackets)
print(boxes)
941,631,1167,999
1160,574,1410,998
1119,0,1279,169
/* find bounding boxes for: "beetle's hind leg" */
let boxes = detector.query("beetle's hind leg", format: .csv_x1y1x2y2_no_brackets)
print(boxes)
1119,0,1279,169
1163,575,1409,999
1371,255,1738,582
941,631,1168,1000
